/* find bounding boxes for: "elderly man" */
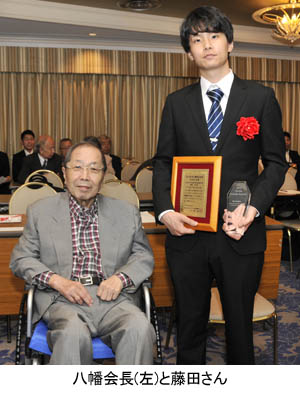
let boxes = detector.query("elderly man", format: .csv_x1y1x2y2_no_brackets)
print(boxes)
17,135,62,184
10,141,155,364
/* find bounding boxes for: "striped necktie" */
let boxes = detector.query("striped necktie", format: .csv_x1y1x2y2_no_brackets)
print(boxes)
42,159,47,168
207,88,224,151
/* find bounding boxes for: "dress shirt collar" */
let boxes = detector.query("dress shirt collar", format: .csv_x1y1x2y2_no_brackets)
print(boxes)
38,153,47,167
200,69,234,100
69,193,98,221
24,149,33,156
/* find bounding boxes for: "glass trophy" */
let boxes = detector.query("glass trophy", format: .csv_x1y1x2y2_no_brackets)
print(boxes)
226,181,251,235
227,181,251,212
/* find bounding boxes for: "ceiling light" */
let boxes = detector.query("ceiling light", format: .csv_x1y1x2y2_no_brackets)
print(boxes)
117,0,161,12
252,0,300,44
88,33,97,37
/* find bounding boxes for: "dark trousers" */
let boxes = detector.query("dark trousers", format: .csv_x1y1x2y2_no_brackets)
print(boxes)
166,229,264,365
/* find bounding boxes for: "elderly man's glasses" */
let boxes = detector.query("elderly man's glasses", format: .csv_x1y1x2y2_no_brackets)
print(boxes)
66,165,105,175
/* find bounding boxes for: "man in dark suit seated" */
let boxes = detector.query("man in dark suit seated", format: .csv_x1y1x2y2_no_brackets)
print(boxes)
10,141,155,364
17,135,62,184
0,151,11,194
12,130,35,183
59,138,72,162
98,135,122,179
284,131,300,189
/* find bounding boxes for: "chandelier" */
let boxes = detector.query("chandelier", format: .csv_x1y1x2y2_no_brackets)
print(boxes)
117,0,161,11
252,0,300,44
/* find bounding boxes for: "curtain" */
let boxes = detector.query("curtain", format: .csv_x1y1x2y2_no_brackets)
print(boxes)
261,81,300,151
1,47,300,165
0,72,196,162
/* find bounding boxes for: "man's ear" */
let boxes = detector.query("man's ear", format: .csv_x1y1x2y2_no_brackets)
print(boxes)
228,41,234,54
187,52,194,62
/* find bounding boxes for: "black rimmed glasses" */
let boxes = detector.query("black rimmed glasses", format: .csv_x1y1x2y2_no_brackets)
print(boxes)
66,165,105,175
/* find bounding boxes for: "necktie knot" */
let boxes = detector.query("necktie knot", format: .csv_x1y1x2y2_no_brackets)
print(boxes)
207,88,224,104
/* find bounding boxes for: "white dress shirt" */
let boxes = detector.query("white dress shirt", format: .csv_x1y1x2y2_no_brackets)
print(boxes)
38,154,47,168
201,69,234,120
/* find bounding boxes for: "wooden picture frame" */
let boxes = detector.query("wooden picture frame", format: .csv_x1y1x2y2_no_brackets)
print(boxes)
171,156,222,232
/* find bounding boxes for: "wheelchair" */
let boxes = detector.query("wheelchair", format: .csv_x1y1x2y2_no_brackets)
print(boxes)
15,280,162,365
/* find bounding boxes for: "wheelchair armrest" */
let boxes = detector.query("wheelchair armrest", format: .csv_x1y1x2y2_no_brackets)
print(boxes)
124,279,152,322
142,279,151,322
26,286,36,339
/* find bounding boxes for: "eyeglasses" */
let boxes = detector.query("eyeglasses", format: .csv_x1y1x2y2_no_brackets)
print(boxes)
66,165,105,175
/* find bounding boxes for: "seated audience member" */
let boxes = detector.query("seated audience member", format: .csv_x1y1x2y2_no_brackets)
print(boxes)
0,151,11,194
59,138,72,161
83,136,114,178
12,130,35,182
284,131,300,189
10,141,155,365
17,135,62,184
98,135,122,179
83,136,101,150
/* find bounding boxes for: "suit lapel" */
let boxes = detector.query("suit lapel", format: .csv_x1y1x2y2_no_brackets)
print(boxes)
215,75,248,154
97,195,119,278
33,153,43,169
50,193,73,274
186,84,214,154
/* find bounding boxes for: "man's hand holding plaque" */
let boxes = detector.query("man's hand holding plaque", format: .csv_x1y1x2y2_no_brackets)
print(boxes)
222,181,256,241
161,211,198,236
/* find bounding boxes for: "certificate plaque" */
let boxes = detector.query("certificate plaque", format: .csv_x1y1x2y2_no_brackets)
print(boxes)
171,156,222,232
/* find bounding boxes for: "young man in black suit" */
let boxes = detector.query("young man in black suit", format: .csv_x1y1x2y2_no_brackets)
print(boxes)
12,130,35,182
153,6,287,364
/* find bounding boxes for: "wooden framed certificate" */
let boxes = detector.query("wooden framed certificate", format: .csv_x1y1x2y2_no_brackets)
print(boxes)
171,156,222,232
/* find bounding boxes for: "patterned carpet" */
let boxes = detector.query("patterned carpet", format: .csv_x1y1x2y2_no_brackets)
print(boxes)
1,261,300,365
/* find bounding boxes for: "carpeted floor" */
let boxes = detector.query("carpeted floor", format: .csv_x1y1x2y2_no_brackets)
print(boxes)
1,262,300,365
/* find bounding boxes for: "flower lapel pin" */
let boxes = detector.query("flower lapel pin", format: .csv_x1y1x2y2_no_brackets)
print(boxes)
236,117,260,141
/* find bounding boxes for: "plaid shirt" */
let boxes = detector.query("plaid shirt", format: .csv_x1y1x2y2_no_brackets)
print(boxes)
33,194,132,289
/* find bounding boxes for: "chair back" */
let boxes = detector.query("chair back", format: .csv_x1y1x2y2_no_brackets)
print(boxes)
25,169,64,189
135,168,153,193
121,161,141,181
100,180,139,208
9,182,57,214
103,172,119,184
280,171,297,191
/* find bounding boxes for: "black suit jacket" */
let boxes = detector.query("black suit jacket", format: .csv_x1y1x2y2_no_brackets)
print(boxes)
111,154,122,179
12,150,26,182
0,151,10,194
153,75,287,255
17,152,62,184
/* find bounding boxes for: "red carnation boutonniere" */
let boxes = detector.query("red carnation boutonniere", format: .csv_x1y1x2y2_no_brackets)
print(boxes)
236,117,260,141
